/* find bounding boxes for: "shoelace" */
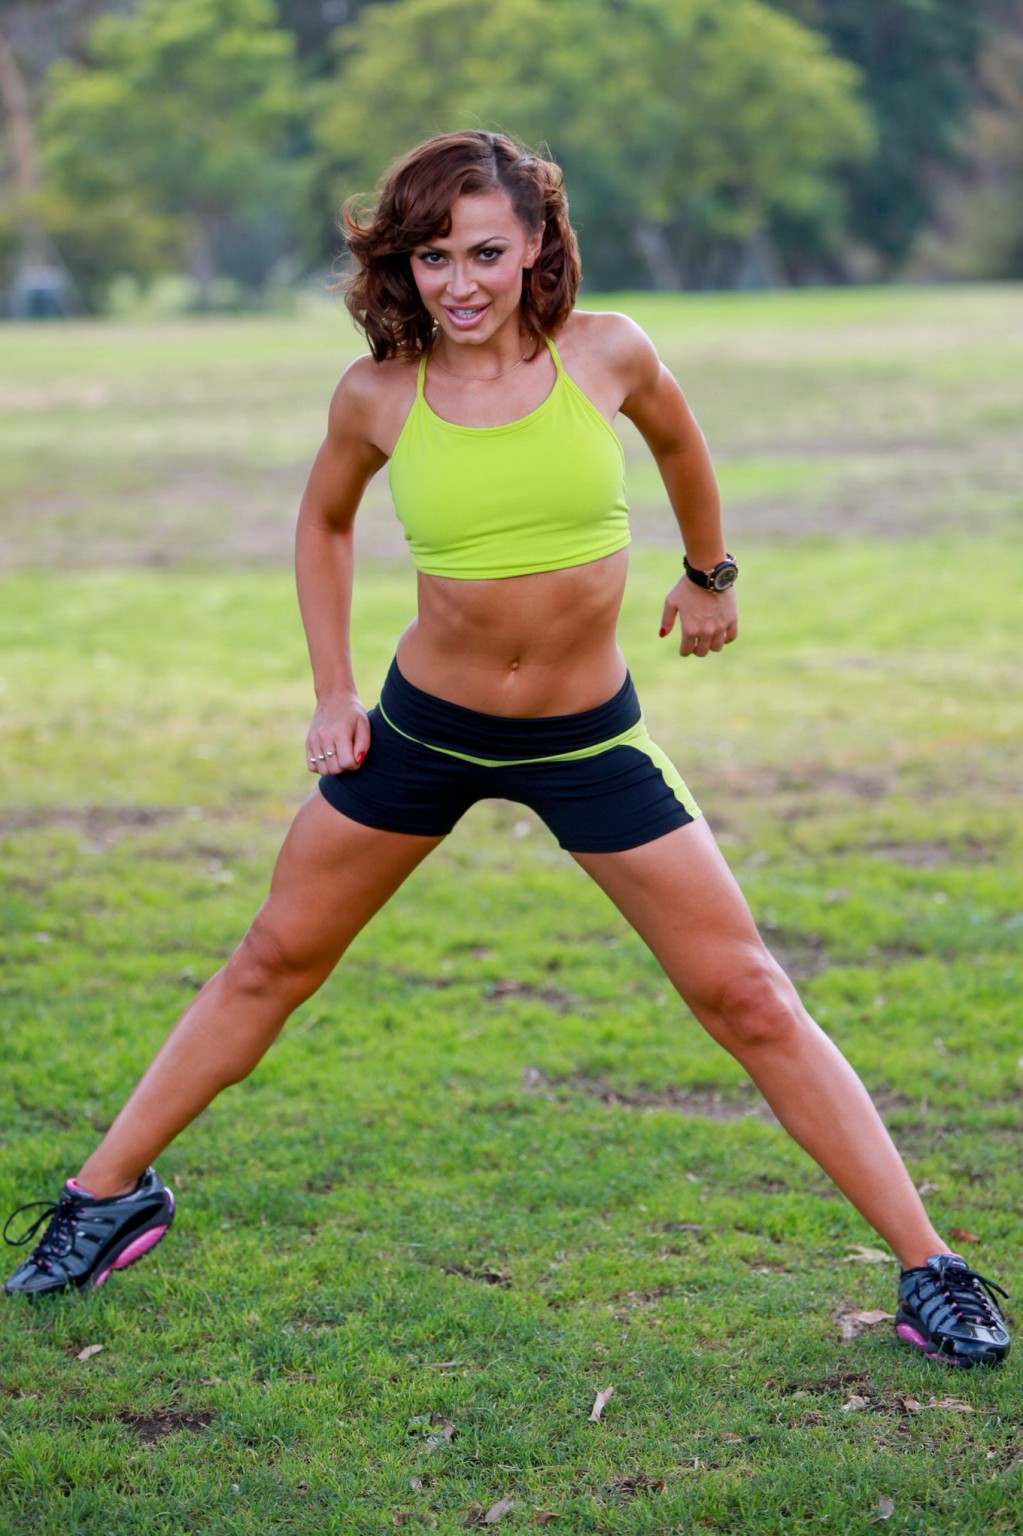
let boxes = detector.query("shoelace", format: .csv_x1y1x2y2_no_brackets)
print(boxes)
926,1260,1009,1328
2,1194,82,1267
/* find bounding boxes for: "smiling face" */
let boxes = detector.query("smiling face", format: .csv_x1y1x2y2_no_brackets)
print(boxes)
410,189,544,351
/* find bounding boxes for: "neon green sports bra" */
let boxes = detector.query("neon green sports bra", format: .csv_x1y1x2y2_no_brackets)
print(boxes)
388,335,630,580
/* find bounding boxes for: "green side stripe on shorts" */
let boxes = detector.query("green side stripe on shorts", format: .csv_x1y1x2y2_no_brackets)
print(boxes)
377,704,702,820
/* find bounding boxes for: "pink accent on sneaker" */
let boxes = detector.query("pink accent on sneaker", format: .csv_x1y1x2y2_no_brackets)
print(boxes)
896,1322,931,1352
896,1322,958,1364
113,1226,168,1269
92,1224,169,1290
67,1178,99,1197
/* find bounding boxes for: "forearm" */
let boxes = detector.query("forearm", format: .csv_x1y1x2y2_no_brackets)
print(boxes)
295,508,359,701
654,436,727,570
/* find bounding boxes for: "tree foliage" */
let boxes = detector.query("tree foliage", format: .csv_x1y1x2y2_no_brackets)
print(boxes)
314,0,873,289
767,0,985,272
39,0,307,304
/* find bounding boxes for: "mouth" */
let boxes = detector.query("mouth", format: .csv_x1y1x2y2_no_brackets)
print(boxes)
443,304,490,328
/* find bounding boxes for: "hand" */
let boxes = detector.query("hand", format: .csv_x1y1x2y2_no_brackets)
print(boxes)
305,691,371,775
659,574,738,658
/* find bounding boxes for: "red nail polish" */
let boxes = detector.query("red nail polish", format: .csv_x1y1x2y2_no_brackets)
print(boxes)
659,627,668,638
355,751,365,764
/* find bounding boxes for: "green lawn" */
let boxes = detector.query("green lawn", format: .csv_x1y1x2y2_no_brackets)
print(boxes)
1,288,1021,1534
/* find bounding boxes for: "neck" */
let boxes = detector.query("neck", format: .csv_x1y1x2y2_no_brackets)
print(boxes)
431,328,536,381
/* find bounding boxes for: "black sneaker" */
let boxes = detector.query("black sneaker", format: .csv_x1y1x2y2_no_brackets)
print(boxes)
3,1168,174,1297
896,1252,1010,1367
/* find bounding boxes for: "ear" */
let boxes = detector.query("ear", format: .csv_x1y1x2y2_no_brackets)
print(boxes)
524,222,546,270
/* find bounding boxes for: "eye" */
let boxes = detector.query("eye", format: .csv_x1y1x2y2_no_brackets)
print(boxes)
416,250,446,266
478,247,505,262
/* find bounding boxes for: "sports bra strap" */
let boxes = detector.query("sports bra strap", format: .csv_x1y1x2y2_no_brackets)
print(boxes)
420,334,560,392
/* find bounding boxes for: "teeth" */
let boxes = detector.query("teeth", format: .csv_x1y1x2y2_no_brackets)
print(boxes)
452,308,482,318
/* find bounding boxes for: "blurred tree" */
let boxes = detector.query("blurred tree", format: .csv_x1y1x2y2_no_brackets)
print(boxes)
312,0,873,290
274,0,397,71
766,0,985,275
39,0,308,306
921,2,1023,278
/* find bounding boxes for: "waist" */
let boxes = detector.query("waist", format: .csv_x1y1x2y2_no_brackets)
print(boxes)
380,658,641,760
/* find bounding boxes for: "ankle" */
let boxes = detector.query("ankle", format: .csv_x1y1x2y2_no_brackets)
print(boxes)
71,1171,139,1200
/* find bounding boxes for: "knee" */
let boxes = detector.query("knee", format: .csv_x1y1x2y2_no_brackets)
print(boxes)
225,916,320,1005
704,950,803,1056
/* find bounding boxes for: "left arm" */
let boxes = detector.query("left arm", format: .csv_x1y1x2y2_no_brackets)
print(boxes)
616,320,737,659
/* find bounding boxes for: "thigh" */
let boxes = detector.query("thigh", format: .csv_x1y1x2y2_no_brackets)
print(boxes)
572,817,773,1015
249,790,445,981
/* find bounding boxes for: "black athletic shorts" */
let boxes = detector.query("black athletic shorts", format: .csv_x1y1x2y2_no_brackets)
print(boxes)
317,659,700,853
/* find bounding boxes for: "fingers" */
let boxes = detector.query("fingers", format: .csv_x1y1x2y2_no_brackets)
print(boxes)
307,738,340,775
679,615,738,659
306,717,372,774
658,602,677,640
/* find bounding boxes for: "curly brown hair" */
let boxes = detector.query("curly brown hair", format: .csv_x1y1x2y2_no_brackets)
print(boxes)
341,131,581,362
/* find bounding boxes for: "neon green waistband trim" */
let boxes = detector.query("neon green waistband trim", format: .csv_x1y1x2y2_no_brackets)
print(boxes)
377,702,650,768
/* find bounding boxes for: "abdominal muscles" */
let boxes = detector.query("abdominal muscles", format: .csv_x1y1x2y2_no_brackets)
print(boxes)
395,549,630,717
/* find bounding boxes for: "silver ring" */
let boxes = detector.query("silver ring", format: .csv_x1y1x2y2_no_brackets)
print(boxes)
325,750,334,757
309,757,317,765
316,753,325,760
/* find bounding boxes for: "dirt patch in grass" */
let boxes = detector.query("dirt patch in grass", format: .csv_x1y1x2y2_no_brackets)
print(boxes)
522,1066,777,1123
119,1407,214,1444
440,1262,512,1287
0,805,251,851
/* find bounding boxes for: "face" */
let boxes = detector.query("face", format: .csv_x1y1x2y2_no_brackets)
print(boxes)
410,189,544,348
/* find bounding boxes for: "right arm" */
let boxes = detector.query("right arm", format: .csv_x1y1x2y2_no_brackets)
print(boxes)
295,361,388,775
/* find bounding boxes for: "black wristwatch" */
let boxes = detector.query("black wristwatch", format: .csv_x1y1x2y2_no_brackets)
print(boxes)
683,553,739,593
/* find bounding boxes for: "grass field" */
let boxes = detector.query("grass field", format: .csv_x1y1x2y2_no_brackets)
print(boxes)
1,286,1021,1534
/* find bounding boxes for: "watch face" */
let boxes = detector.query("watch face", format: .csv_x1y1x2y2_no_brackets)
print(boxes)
711,563,738,591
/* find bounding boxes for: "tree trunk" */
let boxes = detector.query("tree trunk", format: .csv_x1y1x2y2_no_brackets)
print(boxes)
631,220,683,290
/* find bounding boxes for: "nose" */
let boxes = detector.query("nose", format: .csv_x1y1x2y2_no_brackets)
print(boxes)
446,261,477,301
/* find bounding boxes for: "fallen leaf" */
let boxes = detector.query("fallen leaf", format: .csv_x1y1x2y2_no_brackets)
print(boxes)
875,1494,895,1522
76,1344,104,1362
535,1515,558,1527
483,1496,514,1524
426,1415,457,1450
844,1245,893,1265
949,1226,982,1245
834,1307,894,1341
588,1385,615,1422
930,1397,974,1413
900,1397,925,1413
410,1477,424,1492
840,1394,870,1413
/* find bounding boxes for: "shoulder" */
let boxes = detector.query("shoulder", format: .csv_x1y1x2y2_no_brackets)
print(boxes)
327,351,419,457
553,309,660,394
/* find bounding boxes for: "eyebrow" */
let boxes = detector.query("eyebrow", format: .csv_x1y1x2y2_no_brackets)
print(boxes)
417,235,511,253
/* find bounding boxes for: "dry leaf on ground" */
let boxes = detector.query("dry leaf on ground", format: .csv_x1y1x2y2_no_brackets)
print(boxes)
833,1307,894,1341
844,1245,893,1265
949,1226,982,1244
76,1344,104,1362
874,1494,895,1522
483,1496,514,1524
588,1385,615,1422
841,1394,871,1412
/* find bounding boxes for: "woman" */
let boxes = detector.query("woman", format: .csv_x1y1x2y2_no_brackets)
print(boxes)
4,132,1010,1368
